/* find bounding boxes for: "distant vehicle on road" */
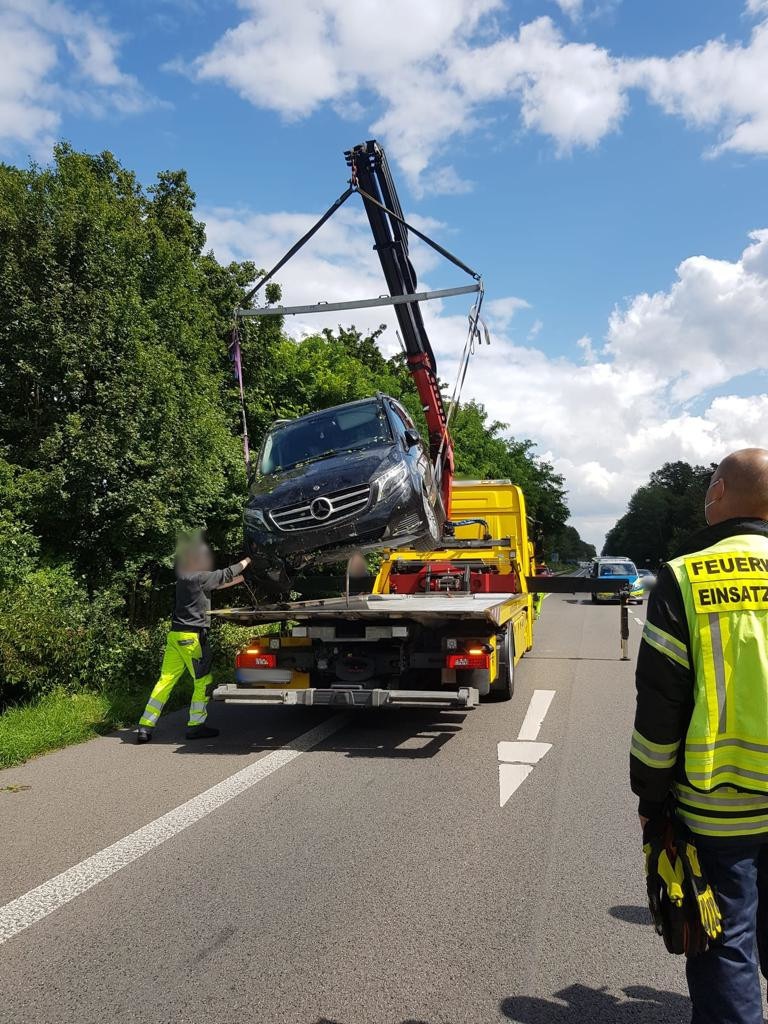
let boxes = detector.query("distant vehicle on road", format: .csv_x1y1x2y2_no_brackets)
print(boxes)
244,395,445,596
535,564,554,576
638,568,657,587
590,556,644,604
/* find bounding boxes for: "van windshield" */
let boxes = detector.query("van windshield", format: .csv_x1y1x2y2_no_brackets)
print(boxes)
259,401,392,475
599,562,637,577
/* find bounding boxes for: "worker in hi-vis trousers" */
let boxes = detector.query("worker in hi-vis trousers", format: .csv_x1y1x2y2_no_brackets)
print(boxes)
137,539,251,743
631,448,768,1024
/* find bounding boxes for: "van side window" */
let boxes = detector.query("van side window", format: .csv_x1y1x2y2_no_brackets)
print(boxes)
389,401,416,439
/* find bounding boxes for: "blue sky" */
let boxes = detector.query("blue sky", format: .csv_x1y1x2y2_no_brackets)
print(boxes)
3,0,768,544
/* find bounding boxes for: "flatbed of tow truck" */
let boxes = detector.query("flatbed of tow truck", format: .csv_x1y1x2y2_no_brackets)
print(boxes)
215,591,520,627
214,480,534,710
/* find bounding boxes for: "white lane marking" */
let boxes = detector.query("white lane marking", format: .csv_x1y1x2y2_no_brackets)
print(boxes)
498,690,556,808
516,688,556,741
498,740,552,765
499,764,533,806
0,714,349,945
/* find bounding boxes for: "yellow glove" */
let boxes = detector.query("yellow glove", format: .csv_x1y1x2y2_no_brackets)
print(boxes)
656,848,685,907
680,841,723,940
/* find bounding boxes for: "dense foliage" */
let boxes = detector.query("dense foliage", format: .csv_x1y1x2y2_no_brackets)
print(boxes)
0,146,583,712
602,461,714,566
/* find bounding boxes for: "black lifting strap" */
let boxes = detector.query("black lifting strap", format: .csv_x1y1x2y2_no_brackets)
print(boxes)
353,184,482,282
240,185,356,308
238,181,482,314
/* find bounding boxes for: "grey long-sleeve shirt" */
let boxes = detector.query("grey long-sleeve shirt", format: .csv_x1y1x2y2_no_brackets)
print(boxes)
171,563,241,631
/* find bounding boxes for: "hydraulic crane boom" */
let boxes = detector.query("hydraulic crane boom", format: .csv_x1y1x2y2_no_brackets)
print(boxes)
345,141,455,512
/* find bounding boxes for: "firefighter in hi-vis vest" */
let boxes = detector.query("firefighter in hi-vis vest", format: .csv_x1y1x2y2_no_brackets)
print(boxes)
631,448,768,1024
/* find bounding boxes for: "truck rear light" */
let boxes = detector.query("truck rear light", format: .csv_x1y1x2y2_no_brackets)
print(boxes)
236,649,277,669
445,652,490,670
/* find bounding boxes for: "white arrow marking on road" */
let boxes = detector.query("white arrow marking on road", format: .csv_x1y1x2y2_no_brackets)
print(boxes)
497,740,552,764
498,689,556,807
498,764,533,806
517,688,557,741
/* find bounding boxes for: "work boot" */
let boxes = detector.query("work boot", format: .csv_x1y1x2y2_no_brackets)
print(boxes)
136,727,153,744
185,724,219,740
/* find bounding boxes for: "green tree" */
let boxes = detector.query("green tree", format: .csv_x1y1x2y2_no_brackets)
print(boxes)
0,147,252,595
603,461,714,566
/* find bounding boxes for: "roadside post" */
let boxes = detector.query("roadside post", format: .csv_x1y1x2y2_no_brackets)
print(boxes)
620,588,630,661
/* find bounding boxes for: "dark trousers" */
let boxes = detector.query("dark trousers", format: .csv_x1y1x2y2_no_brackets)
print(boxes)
687,836,768,1024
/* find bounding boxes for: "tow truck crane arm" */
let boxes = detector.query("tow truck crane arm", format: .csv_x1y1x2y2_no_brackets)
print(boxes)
345,141,454,512
235,140,483,517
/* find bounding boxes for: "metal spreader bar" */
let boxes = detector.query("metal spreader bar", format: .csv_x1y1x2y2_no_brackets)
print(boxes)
235,283,480,318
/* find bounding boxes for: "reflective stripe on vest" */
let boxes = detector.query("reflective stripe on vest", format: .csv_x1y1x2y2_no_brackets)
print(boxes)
642,621,690,669
631,729,680,769
668,534,768,795
675,782,768,836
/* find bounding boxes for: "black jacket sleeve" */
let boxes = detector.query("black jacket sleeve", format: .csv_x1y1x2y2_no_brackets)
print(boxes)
630,565,695,818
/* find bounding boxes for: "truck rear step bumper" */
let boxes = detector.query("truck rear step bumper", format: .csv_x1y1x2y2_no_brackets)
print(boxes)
212,684,479,709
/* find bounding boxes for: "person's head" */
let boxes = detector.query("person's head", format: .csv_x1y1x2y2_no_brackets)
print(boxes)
704,448,768,526
346,550,368,578
176,534,213,574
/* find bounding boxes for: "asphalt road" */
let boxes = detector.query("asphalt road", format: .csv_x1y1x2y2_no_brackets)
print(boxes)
0,594,696,1024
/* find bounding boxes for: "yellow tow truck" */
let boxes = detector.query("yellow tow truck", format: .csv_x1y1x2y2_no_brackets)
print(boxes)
215,140,626,708
214,481,534,709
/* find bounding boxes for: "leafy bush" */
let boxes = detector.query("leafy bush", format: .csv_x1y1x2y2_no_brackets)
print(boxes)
0,564,92,704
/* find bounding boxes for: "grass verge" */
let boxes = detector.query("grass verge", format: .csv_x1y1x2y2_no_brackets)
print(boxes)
0,689,112,769
0,622,261,770
0,680,207,769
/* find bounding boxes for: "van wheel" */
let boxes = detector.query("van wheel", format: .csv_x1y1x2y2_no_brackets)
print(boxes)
489,624,515,701
410,485,442,551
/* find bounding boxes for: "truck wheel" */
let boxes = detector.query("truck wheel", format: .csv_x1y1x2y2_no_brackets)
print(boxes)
489,624,515,701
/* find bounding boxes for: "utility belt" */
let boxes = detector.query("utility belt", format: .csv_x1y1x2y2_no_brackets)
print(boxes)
644,805,723,957
170,624,209,637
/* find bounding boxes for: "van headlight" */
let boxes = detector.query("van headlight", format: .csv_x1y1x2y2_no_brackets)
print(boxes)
374,462,409,500
244,507,270,531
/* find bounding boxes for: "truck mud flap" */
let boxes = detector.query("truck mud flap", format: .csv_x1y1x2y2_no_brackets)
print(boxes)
212,684,479,709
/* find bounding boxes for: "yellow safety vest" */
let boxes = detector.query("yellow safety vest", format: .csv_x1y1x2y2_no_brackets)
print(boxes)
669,533,768,794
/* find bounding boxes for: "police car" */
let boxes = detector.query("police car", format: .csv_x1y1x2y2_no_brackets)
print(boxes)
590,556,645,604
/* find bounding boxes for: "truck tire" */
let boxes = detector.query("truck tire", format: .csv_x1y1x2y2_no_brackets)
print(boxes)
488,624,515,701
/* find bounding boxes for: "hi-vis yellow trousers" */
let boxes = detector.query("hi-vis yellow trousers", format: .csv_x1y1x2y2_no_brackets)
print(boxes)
139,630,213,729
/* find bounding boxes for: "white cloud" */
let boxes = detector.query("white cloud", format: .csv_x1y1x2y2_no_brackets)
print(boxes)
487,295,531,328
628,20,768,156
606,230,768,401
528,318,543,340
203,205,768,548
184,2,768,190
552,0,583,18
0,0,153,155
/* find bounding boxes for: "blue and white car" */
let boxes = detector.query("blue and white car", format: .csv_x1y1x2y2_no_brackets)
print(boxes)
590,557,645,604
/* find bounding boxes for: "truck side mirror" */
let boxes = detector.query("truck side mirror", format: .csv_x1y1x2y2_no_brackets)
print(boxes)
404,428,421,449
